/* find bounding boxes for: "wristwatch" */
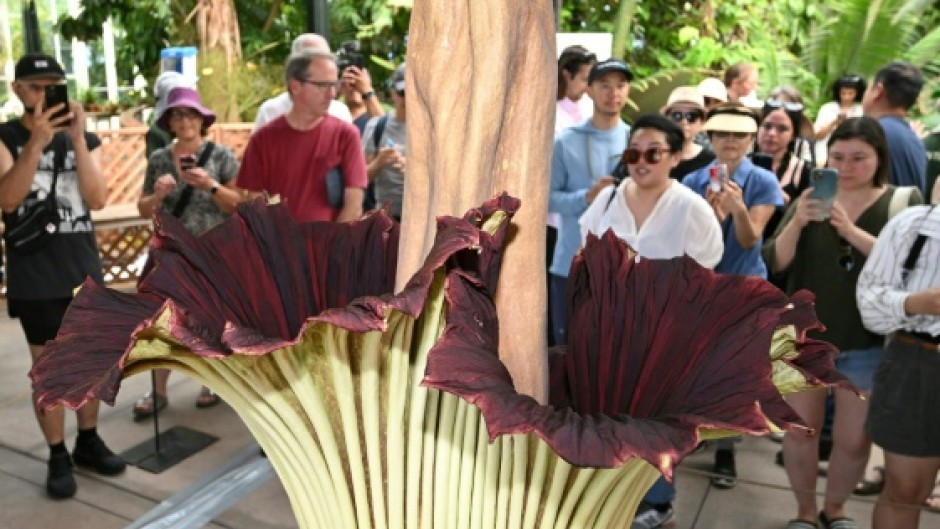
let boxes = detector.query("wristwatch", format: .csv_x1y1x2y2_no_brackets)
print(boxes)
210,183,220,195
362,90,375,100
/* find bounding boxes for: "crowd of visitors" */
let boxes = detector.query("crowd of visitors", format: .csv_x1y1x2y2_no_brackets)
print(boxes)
0,29,938,529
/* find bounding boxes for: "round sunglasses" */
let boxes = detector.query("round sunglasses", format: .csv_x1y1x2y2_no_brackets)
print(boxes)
669,110,704,123
622,147,672,165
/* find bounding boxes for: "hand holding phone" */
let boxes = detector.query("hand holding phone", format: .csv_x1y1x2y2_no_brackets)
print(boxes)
808,168,838,219
43,84,71,126
179,154,197,171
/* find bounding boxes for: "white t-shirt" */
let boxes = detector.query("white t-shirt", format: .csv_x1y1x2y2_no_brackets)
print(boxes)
813,101,863,166
252,92,353,133
579,179,724,268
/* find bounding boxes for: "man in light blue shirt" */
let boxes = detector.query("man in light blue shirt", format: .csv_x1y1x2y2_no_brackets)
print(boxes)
548,58,632,345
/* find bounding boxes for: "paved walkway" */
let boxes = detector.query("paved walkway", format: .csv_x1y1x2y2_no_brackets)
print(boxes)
1,300,937,528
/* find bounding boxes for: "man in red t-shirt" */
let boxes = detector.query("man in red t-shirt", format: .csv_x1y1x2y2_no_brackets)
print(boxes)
237,50,366,222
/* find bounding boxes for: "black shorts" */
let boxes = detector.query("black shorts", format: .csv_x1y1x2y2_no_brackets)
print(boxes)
7,297,72,346
866,335,940,457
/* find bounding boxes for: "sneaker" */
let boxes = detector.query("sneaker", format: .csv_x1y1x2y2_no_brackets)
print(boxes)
72,435,126,476
46,451,77,499
631,503,675,529
711,448,737,489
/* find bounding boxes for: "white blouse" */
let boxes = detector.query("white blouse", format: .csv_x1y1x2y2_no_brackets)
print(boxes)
579,179,724,269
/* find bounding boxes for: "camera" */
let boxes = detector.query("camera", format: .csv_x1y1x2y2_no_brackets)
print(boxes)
336,41,364,72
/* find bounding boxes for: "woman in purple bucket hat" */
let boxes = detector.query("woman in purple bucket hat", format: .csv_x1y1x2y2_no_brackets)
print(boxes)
134,85,242,419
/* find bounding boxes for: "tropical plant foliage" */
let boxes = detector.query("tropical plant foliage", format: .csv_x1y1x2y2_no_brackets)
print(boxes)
48,0,940,120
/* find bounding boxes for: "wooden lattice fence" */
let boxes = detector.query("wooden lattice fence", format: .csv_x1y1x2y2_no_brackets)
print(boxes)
0,123,253,293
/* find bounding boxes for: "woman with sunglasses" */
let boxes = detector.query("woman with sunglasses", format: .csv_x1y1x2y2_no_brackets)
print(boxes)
815,75,867,167
661,86,715,179
763,117,923,529
682,103,784,490
580,113,722,265
757,100,814,238
579,113,722,529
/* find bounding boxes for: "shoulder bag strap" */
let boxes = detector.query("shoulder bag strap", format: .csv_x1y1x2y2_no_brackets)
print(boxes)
171,141,215,218
888,186,913,220
372,115,389,150
901,205,938,286
47,135,66,204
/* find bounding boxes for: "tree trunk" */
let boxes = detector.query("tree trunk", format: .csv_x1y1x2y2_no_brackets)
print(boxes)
400,1,555,402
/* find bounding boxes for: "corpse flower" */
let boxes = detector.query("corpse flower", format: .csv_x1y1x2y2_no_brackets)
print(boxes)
31,197,847,529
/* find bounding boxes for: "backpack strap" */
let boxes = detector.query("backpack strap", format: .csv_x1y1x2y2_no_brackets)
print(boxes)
888,186,914,220
901,205,938,286
171,141,215,218
372,115,390,150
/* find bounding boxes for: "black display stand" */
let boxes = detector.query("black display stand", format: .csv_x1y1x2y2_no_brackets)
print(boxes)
120,371,218,473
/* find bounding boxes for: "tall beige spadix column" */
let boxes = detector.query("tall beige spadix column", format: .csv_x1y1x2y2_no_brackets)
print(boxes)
398,1,556,403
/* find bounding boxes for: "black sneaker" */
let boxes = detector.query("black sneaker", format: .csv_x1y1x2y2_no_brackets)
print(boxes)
72,435,126,476
711,448,737,489
47,451,77,499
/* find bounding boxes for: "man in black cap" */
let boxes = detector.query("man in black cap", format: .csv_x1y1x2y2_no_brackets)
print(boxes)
0,52,125,499
548,57,633,345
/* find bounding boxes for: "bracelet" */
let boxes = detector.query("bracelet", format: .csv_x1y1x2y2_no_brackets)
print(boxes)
362,90,375,100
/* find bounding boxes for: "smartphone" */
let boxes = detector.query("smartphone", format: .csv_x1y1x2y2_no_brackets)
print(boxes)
808,168,839,218
43,84,71,126
179,154,197,171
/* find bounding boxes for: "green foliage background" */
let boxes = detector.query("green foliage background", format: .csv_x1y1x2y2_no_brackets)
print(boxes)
8,0,939,123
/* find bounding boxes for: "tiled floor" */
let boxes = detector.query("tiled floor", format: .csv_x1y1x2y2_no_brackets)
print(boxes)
1,303,937,528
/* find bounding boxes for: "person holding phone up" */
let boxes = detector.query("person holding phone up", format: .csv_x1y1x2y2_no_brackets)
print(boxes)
681,102,784,491
134,86,241,419
0,53,125,499
763,117,923,529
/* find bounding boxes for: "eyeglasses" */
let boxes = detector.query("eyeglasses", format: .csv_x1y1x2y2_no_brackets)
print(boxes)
622,147,672,165
669,111,704,123
838,237,855,271
760,122,791,134
168,108,202,120
300,79,340,91
711,131,750,140
763,98,804,113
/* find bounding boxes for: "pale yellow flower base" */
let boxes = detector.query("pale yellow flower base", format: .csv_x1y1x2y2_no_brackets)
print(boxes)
121,273,662,529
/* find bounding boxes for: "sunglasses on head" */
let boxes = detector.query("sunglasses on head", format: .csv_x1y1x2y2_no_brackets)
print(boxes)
764,98,804,113
622,147,671,165
669,110,704,123
711,131,750,139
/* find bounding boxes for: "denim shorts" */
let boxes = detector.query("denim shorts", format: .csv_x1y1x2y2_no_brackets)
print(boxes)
834,345,883,393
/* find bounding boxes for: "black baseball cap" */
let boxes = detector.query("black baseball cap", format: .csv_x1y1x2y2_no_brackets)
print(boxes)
588,58,633,84
15,53,65,81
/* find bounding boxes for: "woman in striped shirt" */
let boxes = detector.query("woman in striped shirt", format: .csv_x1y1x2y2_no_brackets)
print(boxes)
857,204,940,529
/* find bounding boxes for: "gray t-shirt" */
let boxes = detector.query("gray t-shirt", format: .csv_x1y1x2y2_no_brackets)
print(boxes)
362,115,406,218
